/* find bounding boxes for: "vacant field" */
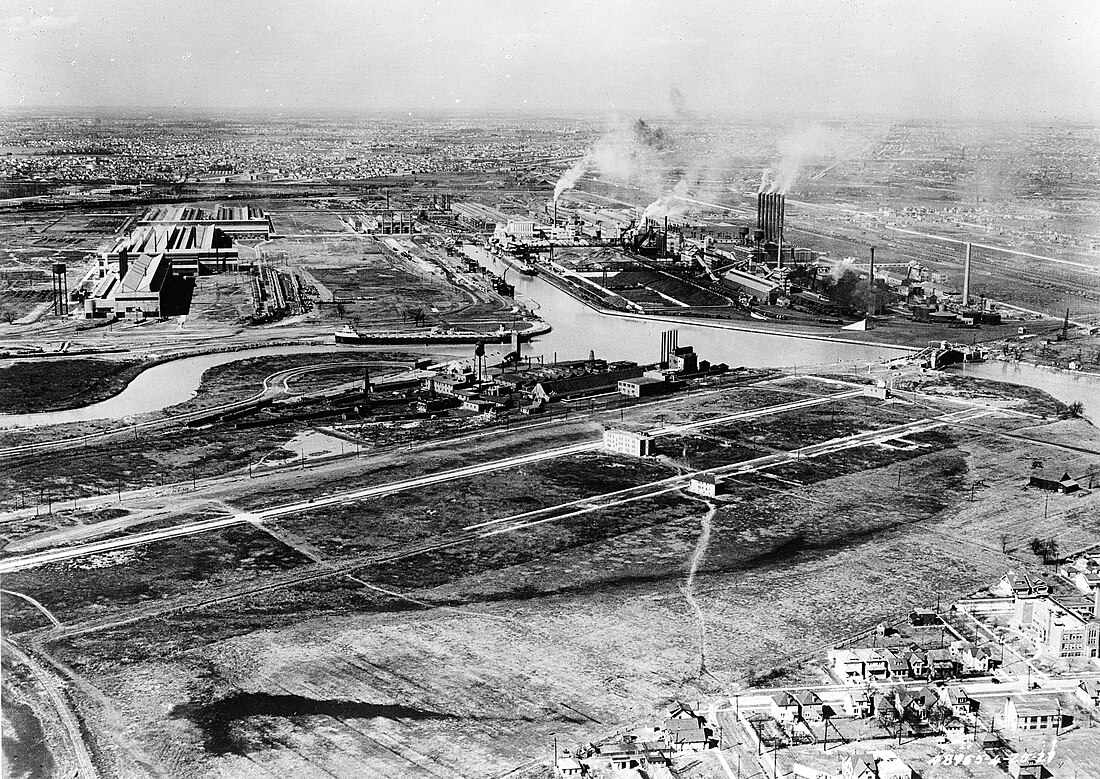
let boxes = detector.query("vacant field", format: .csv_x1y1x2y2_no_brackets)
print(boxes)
0,357,143,413
5,375,1098,778
33,427,1039,779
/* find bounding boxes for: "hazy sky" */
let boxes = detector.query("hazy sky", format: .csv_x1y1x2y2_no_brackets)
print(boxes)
3,0,1099,120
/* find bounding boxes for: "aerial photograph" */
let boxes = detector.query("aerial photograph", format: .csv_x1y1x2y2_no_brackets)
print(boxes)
2,1,1099,777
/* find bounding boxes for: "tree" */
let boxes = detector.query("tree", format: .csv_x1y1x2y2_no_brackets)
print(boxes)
1045,536,1060,564
1029,536,1060,564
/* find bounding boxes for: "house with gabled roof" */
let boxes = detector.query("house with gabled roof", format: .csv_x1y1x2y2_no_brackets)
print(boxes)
845,689,874,718
924,648,957,679
939,686,976,718
995,569,1050,597
1076,679,1100,708
841,754,879,779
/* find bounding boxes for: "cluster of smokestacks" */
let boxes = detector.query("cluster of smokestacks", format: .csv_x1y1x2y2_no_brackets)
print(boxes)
757,193,785,245
660,328,679,365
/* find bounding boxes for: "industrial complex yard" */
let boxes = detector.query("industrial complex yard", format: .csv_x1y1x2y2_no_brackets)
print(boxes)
4,13,1100,776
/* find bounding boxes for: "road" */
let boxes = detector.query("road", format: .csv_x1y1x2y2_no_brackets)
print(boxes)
0,391,974,575
2,638,98,779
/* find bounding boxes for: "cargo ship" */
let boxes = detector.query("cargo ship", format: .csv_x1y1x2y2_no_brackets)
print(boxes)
334,322,550,345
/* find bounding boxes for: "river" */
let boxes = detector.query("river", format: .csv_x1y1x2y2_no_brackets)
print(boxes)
1,246,1093,429
0,344,365,430
467,245,908,368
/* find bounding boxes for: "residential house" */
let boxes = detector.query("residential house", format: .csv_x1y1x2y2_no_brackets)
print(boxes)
995,570,1050,598
667,702,699,721
845,689,874,719
596,741,642,771
909,608,940,626
1075,679,1100,708
1008,754,1050,779
1002,696,1066,735
872,751,914,779
828,648,894,682
885,653,909,679
943,718,972,744
953,642,996,674
665,725,711,753
895,687,939,723
841,754,879,779
770,691,826,723
939,686,976,719
794,691,827,722
556,757,586,777
904,651,927,679
924,648,957,679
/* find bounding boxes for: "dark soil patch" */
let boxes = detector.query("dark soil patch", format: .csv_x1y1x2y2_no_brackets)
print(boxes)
172,692,459,754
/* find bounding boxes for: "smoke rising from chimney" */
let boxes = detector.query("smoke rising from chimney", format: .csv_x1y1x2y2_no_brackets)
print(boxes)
552,116,677,202
760,123,866,195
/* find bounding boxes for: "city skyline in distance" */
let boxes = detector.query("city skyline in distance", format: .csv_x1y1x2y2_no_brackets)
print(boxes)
3,0,1100,122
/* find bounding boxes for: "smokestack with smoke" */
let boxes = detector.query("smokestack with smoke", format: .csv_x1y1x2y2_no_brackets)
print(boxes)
552,116,678,203
554,157,590,201
643,178,693,222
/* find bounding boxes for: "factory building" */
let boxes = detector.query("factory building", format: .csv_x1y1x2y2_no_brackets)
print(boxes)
139,204,273,240
721,266,781,304
450,202,512,230
101,225,241,275
603,429,654,457
618,375,670,398
84,252,170,319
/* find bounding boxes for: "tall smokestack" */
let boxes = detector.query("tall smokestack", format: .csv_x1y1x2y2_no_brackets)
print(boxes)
777,195,785,269
868,246,876,318
962,243,972,307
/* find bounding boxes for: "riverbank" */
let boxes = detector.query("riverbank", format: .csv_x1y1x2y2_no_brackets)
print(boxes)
478,245,1024,355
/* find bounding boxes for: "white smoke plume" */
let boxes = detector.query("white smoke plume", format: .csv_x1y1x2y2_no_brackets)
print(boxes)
552,117,676,202
553,157,590,201
642,178,693,222
762,123,866,194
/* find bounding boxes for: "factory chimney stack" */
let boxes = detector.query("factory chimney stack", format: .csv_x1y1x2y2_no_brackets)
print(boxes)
962,243,972,307
867,246,876,318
